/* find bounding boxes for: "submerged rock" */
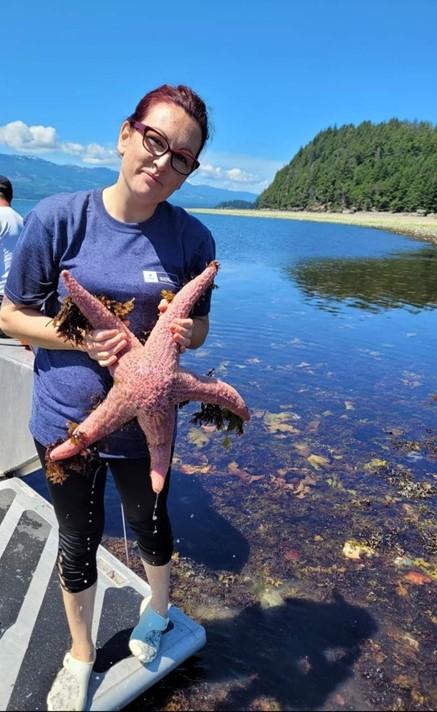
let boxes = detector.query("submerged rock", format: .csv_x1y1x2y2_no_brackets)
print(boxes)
342,540,376,560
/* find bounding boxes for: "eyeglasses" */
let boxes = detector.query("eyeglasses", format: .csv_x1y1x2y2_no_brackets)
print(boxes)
131,121,200,176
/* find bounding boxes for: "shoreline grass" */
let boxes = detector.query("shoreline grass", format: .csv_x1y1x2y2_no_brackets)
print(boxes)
188,208,437,243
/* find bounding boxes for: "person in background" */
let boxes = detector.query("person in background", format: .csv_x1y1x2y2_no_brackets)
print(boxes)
0,85,215,711
0,176,23,335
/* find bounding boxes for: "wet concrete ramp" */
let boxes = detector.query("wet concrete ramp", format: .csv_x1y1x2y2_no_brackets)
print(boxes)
0,477,206,710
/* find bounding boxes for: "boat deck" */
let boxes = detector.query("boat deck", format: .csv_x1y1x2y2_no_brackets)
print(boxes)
0,477,206,711
0,342,206,710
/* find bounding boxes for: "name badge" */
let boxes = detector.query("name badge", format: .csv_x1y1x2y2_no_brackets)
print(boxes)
143,270,179,287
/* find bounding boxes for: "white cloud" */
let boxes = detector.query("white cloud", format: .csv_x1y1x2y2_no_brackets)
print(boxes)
198,163,257,185
0,120,119,166
62,140,118,165
0,120,285,192
198,163,223,178
226,167,256,183
0,120,58,150
62,141,84,154
192,151,285,194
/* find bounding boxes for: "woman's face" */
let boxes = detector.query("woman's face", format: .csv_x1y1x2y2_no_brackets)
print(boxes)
117,101,203,205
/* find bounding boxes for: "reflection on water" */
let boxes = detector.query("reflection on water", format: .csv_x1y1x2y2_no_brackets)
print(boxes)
290,247,437,313
21,215,437,710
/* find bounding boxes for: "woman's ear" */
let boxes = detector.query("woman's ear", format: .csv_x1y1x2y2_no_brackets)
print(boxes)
117,121,132,156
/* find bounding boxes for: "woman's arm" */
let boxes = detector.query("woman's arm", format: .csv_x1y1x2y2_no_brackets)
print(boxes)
0,296,128,363
190,315,209,349
0,297,77,350
1,286,209,358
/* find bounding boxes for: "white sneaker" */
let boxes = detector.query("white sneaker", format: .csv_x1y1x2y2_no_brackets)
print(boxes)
129,602,169,664
47,650,95,712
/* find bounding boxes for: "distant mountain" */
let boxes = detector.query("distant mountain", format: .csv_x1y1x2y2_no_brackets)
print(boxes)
257,119,437,213
171,181,257,208
0,153,258,208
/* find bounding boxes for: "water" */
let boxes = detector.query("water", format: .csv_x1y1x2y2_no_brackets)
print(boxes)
13,199,39,217
22,212,436,710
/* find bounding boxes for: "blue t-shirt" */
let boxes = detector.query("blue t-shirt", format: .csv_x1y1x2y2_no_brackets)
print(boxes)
5,189,215,456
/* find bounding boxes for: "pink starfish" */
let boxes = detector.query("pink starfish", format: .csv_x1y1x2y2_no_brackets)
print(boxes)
49,261,250,492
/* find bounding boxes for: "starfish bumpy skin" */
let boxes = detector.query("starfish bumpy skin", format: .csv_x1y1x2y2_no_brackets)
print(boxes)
49,261,250,492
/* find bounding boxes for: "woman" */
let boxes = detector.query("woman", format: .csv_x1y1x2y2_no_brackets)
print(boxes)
0,84,215,711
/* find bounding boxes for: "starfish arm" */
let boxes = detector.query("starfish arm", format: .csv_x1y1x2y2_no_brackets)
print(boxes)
61,270,141,349
174,369,250,421
144,261,219,360
49,385,137,461
167,260,219,320
137,408,176,493
48,266,248,488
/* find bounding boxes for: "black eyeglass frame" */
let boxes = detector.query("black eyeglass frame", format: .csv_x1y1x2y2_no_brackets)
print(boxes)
130,121,200,176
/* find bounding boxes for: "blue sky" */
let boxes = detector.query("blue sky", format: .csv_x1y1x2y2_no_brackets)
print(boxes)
1,0,436,195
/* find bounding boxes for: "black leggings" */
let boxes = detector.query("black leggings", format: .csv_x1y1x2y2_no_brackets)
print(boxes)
35,441,173,594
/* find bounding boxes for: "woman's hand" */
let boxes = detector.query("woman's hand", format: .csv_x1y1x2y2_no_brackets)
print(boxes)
82,328,128,367
158,299,193,352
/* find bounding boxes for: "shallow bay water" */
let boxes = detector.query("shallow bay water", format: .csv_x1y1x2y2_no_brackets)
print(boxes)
23,211,436,710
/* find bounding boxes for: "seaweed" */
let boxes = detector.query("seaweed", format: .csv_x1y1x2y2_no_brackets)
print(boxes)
384,465,437,499
52,294,135,345
160,289,176,303
190,402,245,434
44,421,97,484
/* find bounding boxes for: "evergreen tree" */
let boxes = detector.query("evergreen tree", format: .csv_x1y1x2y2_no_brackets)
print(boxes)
257,120,437,213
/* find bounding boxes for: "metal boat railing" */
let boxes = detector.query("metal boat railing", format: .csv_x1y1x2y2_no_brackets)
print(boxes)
0,338,39,478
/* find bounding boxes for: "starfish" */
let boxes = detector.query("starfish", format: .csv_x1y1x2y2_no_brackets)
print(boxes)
49,261,250,492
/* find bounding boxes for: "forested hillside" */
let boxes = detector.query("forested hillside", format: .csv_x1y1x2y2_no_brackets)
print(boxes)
257,120,437,213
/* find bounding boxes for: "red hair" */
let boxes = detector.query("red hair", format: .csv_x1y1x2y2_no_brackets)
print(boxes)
127,84,209,156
